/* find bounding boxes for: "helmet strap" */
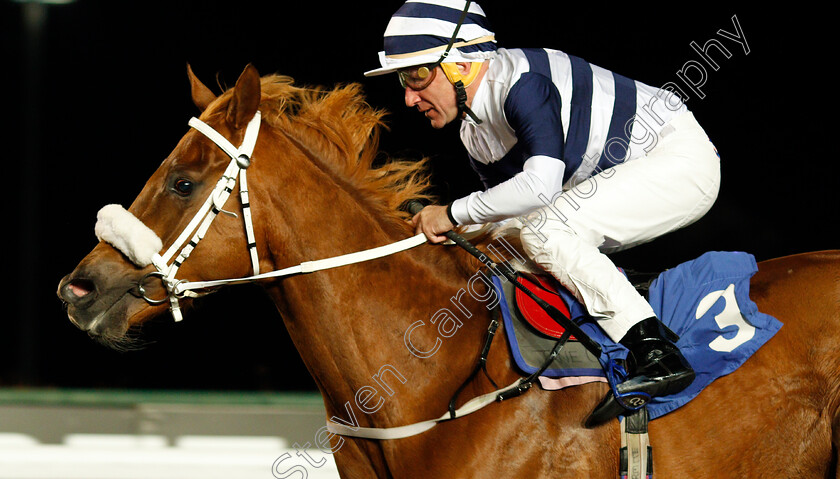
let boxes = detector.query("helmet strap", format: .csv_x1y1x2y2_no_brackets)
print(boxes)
440,61,483,87
440,62,483,124
427,1,483,124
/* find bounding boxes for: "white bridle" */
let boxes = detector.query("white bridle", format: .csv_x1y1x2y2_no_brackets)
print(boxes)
96,111,426,322
94,112,526,441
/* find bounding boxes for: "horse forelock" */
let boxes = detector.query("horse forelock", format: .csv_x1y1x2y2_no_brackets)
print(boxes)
202,74,435,230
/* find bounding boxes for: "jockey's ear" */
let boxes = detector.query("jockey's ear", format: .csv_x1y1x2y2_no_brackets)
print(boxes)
187,63,216,113
226,63,261,130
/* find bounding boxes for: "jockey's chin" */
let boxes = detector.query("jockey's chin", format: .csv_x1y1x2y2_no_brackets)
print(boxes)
420,106,449,129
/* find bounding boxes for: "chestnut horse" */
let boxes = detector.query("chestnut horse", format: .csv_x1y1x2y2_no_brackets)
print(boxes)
58,64,840,478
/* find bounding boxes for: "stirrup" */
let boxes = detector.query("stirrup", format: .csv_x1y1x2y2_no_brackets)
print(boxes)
585,378,651,428
585,366,694,428
585,358,649,428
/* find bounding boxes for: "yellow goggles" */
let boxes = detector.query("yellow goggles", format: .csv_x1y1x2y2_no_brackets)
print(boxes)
397,63,438,91
398,62,484,91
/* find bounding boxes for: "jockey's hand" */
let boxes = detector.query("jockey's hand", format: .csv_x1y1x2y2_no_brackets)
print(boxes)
411,205,454,244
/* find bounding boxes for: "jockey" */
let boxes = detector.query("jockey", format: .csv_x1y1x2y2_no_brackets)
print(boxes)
365,1,721,427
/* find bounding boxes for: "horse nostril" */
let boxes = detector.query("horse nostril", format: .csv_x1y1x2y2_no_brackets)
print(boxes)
62,278,96,304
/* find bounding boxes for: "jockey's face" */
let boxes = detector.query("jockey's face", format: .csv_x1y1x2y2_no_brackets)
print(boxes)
403,64,460,129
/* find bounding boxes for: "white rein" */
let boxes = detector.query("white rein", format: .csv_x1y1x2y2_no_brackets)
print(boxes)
96,112,425,322
94,111,523,441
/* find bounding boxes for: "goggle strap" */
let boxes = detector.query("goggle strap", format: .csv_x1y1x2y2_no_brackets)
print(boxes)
436,0,473,65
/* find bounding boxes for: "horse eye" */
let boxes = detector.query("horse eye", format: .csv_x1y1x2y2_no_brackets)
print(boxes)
173,178,194,196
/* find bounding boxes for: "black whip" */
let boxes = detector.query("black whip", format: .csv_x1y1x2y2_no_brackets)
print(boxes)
407,201,602,357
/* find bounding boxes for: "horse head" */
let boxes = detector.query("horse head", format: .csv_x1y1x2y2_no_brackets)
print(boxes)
57,64,266,347
58,63,433,350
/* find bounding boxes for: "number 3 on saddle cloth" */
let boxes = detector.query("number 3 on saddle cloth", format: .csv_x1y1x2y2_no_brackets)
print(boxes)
491,250,783,420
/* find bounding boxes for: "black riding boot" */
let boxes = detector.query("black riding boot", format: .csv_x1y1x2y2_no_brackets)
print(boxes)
585,317,695,428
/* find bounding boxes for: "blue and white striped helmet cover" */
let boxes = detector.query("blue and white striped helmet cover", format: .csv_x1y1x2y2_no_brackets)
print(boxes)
364,0,497,77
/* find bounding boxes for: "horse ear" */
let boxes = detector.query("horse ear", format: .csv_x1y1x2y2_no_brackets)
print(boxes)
226,63,261,129
187,63,217,112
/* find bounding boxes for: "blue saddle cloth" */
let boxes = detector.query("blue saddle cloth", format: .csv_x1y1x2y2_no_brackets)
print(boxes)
496,251,783,420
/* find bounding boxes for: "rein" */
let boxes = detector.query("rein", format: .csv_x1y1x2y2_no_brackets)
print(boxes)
95,112,567,441
99,112,426,321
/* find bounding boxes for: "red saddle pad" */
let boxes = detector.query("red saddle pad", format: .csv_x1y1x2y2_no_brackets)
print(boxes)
514,274,575,340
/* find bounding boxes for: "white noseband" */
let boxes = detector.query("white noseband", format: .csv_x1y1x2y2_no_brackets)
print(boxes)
94,110,427,323
96,112,263,321
95,204,163,267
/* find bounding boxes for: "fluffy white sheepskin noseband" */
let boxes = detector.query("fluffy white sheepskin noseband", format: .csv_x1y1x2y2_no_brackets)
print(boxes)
95,204,163,267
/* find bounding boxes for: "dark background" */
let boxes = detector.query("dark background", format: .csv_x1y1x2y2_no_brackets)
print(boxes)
2,2,834,392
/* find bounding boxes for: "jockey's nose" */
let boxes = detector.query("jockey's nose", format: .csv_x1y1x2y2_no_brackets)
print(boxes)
405,87,421,108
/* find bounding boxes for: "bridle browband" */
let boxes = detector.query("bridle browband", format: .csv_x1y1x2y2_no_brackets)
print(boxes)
141,111,263,321
115,111,427,321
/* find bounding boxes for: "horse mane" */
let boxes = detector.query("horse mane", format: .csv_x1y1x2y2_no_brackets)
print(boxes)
203,73,519,274
206,74,434,226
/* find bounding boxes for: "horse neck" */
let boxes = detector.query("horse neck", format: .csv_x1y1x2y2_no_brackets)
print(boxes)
254,127,499,428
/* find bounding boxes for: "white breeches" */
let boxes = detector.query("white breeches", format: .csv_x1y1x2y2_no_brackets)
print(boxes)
519,112,721,342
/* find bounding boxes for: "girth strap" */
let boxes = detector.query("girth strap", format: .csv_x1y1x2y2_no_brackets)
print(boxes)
620,407,653,479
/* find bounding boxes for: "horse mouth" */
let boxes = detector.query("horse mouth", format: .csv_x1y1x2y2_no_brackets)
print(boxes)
58,274,150,350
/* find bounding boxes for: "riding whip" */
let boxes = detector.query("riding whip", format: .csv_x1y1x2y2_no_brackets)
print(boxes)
407,200,601,357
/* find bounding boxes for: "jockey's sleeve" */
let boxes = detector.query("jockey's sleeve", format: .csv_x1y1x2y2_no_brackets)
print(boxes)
450,155,565,224
451,72,567,225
